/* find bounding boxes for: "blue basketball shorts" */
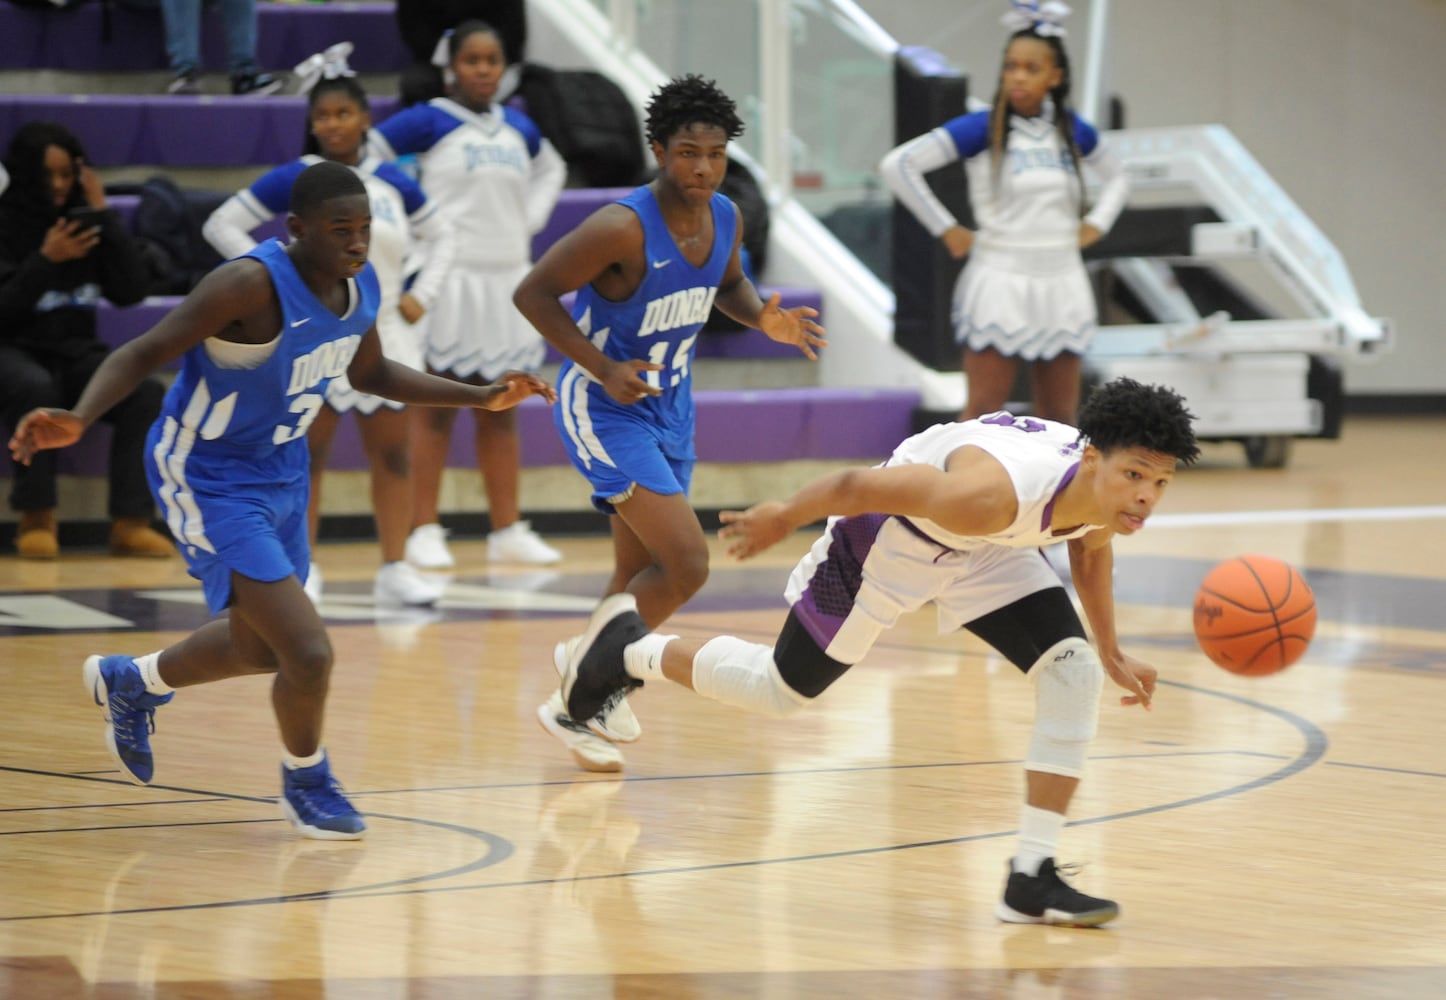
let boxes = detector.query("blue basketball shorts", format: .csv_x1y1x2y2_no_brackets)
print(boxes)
553,401,693,515
146,452,310,614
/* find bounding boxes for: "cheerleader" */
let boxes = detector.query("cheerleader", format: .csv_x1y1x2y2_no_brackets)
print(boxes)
881,0,1130,424
370,20,567,568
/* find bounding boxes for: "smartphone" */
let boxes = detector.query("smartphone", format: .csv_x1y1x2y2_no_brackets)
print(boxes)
67,206,108,231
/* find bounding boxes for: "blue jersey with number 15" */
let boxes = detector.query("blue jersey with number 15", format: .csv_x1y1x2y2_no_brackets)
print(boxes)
152,238,381,491
559,185,736,458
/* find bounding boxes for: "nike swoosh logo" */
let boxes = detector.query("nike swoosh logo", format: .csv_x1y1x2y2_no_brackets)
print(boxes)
651,259,672,269
290,318,310,328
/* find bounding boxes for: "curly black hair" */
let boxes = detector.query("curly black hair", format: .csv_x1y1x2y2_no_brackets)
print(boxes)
644,74,744,146
1077,377,1200,465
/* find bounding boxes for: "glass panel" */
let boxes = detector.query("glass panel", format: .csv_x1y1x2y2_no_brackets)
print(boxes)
630,0,763,148
785,1,896,282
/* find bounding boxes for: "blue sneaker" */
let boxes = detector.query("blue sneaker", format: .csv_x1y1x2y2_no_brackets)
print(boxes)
82,654,173,785
279,756,366,840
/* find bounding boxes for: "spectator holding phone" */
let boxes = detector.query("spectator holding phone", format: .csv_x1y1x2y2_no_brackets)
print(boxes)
0,121,173,559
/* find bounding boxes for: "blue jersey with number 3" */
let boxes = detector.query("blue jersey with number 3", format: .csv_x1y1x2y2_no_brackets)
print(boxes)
558,186,736,459
153,239,380,490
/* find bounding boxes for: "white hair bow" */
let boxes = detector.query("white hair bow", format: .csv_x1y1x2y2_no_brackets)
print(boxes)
293,41,356,96
1002,0,1071,38
430,30,453,70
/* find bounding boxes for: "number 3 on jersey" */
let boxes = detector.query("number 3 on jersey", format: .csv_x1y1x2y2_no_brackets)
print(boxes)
641,334,697,391
272,393,324,444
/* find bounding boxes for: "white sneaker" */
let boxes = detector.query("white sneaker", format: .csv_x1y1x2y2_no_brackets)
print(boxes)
536,691,624,773
487,520,562,565
553,638,641,742
373,561,445,606
303,562,323,605
405,523,454,569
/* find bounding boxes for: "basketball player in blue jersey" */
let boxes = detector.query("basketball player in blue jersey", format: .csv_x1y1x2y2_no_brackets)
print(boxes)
9,161,555,840
513,75,827,772
558,377,1199,926
203,67,459,608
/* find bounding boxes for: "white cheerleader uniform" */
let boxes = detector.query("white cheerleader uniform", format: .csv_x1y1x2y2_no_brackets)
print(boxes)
201,153,456,414
880,105,1129,360
370,97,566,380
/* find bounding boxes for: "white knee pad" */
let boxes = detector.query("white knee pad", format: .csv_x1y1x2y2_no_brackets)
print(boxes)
1025,637,1103,779
691,636,811,719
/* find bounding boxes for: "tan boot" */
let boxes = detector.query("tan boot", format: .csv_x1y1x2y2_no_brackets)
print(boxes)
15,508,59,559
110,517,174,558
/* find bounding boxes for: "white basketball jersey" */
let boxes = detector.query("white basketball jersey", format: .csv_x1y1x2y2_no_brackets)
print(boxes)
890,412,1102,550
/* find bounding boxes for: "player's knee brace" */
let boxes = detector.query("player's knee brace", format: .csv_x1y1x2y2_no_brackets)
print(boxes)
1024,637,1104,779
691,637,812,719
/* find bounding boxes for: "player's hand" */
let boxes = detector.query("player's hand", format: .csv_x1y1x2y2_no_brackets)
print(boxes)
600,358,663,406
758,292,827,360
1102,650,1156,710
941,225,974,259
1078,222,1103,249
8,408,84,465
40,217,100,263
480,371,557,410
398,293,426,324
719,500,793,560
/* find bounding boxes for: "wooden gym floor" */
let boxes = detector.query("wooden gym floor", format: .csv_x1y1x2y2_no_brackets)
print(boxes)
2,415,1444,999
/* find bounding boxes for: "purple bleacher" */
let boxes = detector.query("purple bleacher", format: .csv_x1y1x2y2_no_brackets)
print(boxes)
0,387,920,478
0,95,399,168
95,286,821,366
0,2,409,73
322,386,920,471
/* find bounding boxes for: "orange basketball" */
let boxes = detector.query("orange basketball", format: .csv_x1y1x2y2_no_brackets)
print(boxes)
1193,555,1316,676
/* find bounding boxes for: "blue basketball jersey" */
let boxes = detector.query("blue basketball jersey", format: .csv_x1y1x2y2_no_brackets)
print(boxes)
152,239,381,499
557,186,737,459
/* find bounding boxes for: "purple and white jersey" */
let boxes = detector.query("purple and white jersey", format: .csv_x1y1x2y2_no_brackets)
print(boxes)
890,411,1101,550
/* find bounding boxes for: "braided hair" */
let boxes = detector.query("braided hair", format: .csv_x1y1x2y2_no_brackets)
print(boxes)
988,29,1087,217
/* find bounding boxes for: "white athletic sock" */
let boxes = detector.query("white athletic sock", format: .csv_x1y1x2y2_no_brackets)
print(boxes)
283,748,326,771
623,633,676,680
134,652,173,696
1015,804,1066,876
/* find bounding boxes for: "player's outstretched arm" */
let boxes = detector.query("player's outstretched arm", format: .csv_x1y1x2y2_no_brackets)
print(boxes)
1068,533,1155,710
9,261,269,463
712,216,827,359
720,456,1015,560
346,334,556,409
476,371,557,411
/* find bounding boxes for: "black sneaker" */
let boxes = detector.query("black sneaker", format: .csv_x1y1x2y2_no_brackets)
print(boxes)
562,593,646,726
231,72,284,97
995,857,1119,927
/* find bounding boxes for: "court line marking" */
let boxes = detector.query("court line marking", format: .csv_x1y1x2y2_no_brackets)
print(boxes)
1150,504,1446,528
0,677,1328,921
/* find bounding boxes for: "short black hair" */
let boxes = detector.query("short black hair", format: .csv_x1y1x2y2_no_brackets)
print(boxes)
644,74,744,146
449,19,501,61
289,160,366,217
1077,377,1200,465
